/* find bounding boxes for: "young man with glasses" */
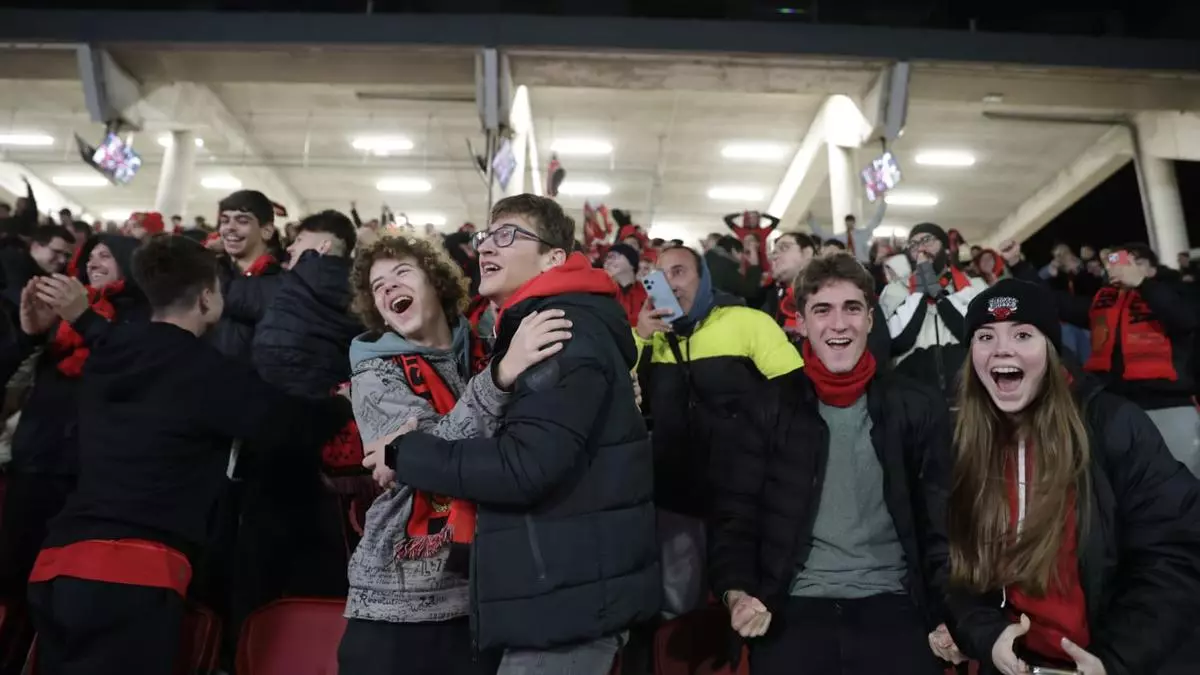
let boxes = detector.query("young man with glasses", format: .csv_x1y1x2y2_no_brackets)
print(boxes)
365,194,660,674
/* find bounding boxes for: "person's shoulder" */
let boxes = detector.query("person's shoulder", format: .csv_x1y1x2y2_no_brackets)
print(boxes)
875,370,946,417
714,304,772,321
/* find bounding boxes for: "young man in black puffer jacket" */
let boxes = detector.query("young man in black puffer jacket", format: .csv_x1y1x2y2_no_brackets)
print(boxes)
253,209,362,395
366,194,660,675
709,253,952,675
240,210,364,609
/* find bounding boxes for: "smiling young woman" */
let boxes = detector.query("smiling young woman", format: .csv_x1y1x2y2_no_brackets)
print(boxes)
944,279,1200,675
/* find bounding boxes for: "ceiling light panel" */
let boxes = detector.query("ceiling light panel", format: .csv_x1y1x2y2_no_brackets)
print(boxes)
376,178,433,193
0,133,54,147
353,136,414,155
556,181,611,197
721,142,789,161
707,186,765,202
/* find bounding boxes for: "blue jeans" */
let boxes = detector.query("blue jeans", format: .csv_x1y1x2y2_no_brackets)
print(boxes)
498,633,625,675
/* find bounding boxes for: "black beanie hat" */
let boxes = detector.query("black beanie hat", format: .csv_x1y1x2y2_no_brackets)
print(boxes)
966,278,1062,353
607,242,640,270
909,222,949,250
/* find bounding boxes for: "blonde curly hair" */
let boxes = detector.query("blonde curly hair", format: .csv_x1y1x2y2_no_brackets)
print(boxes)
349,234,470,335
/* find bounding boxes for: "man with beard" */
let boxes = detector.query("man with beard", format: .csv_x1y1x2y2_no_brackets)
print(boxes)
879,222,986,403
710,252,951,675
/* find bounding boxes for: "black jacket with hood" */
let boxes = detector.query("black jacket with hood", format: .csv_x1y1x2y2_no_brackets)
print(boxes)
946,374,1200,675
8,235,148,476
252,250,363,398
207,254,283,366
384,253,661,650
45,320,349,562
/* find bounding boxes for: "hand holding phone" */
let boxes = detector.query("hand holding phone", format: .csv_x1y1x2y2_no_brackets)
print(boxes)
640,271,685,322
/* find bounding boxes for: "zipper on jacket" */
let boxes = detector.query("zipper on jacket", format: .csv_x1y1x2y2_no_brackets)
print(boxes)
469,535,480,659
525,514,548,581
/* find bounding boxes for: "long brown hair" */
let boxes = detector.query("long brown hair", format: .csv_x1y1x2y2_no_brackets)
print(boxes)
948,340,1090,596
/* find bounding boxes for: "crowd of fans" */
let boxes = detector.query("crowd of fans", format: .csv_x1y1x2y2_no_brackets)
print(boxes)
0,175,1197,675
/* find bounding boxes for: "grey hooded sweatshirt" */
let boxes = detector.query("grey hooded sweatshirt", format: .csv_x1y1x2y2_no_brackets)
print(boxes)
344,317,508,623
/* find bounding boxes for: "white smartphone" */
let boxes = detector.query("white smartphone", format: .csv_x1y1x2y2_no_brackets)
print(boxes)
640,270,685,323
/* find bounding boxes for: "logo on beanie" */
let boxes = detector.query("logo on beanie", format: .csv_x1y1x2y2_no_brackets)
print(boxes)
987,296,1018,321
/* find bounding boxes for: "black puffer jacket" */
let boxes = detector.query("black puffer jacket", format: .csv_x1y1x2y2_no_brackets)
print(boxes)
252,251,362,398
207,255,283,366
947,375,1200,675
387,280,660,650
9,235,149,476
708,367,952,628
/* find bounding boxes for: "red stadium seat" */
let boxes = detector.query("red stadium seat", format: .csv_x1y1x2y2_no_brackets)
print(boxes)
176,604,221,675
235,598,347,675
654,606,750,675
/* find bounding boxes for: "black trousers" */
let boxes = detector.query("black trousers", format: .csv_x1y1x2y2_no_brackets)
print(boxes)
28,577,183,675
749,595,941,675
338,617,500,675
0,473,74,599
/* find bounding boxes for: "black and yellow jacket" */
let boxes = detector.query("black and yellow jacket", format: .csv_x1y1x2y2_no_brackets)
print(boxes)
637,304,802,517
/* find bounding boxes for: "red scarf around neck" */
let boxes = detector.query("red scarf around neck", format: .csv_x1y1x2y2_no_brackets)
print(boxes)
392,354,478,560
242,253,276,278
801,339,877,407
50,280,125,378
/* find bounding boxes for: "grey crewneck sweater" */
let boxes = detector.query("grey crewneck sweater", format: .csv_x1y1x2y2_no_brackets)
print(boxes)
790,396,907,598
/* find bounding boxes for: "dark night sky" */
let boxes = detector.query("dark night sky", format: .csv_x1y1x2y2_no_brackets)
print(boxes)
1024,160,1200,266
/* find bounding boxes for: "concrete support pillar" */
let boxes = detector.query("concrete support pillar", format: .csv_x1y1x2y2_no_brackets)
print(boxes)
1135,146,1189,267
827,143,857,234
154,130,197,220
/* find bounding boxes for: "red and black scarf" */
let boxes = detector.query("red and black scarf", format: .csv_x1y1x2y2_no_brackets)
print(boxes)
50,280,125,378
777,285,798,332
393,354,478,561
801,339,877,407
465,296,495,374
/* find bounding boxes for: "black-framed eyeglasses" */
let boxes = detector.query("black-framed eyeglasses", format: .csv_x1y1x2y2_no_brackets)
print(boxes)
906,234,937,250
471,224,555,252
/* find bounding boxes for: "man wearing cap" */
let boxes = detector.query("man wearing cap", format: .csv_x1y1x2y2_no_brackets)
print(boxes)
880,222,987,403
604,243,646,326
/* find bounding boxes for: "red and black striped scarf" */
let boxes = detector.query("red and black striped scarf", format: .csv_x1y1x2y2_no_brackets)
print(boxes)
393,354,478,560
50,280,125,378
